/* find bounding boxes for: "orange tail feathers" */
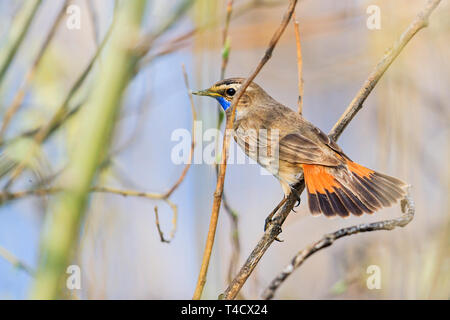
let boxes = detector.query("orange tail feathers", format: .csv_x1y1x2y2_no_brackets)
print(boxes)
302,161,408,217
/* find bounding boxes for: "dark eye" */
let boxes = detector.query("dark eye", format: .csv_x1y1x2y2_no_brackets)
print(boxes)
226,88,236,96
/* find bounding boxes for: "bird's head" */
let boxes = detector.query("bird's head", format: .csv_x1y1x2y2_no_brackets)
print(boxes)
192,78,264,112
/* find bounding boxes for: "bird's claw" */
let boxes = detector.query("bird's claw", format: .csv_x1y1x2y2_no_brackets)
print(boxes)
290,186,301,208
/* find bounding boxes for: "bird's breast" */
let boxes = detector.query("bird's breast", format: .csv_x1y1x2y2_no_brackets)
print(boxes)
233,123,283,176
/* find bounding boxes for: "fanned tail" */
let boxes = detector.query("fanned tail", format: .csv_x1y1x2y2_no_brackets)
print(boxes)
302,160,408,217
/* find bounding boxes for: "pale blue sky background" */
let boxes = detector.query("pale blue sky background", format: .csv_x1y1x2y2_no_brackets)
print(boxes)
0,0,448,299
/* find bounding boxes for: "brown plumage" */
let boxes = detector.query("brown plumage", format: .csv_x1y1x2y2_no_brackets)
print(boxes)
193,78,408,218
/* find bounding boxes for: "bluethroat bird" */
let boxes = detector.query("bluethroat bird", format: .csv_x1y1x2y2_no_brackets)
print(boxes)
193,78,408,219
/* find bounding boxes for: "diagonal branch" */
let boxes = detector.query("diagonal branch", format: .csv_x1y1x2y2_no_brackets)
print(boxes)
192,0,299,300
222,0,441,300
329,0,441,141
293,15,304,115
0,0,70,141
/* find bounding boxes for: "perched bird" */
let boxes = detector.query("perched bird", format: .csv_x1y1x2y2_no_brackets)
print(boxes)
193,78,408,218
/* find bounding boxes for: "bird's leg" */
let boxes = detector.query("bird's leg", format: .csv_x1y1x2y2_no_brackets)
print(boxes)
264,197,287,242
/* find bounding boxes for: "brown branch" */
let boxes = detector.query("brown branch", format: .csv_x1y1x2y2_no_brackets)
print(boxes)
262,187,414,299
329,0,441,141
154,201,178,244
293,15,304,114
192,0,299,300
221,181,303,300
222,0,441,300
135,0,195,58
0,0,42,85
0,0,70,141
85,0,99,46
0,186,171,201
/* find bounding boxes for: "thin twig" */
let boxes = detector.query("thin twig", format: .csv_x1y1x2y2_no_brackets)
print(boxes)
138,0,287,70
2,1,195,190
163,64,197,199
329,0,441,142
293,15,304,114
154,202,178,244
2,12,116,190
0,184,180,244
85,0,99,46
0,245,34,276
136,0,195,58
192,0,299,300
0,186,170,202
220,0,234,80
222,0,441,300
0,66,197,244
0,0,42,85
0,0,70,141
262,187,415,299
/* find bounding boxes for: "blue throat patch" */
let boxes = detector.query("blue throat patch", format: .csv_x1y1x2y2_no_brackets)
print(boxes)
216,97,231,111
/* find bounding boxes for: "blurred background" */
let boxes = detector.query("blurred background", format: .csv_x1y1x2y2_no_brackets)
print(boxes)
0,0,448,299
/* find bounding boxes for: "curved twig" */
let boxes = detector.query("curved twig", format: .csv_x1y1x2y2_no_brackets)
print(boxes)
193,0,299,300
329,0,441,141
262,187,415,299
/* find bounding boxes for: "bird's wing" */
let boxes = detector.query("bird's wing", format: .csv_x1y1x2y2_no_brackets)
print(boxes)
233,106,347,168
278,122,346,167
278,133,340,166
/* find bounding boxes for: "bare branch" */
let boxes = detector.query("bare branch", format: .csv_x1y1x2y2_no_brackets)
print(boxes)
212,0,244,289
162,64,197,199
329,0,442,142
85,0,100,46
193,0,299,300
293,16,304,114
0,0,42,85
136,0,195,58
262,187,415,299
154,202,178,244
222,0,441,300
0,245,34,276
3,10,117,190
